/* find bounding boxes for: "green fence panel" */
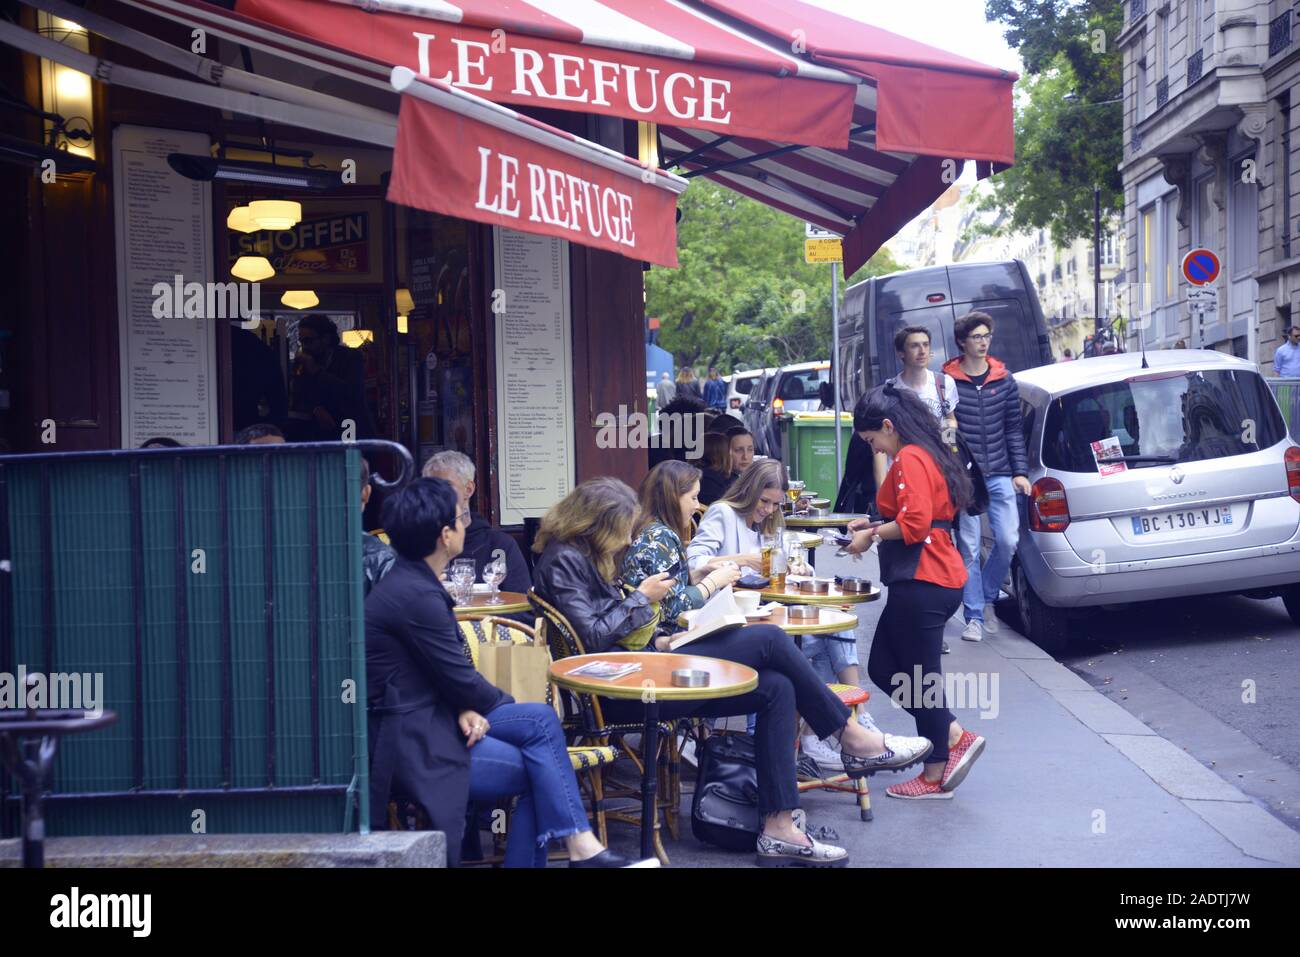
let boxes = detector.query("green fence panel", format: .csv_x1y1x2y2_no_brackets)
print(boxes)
0,442,407,839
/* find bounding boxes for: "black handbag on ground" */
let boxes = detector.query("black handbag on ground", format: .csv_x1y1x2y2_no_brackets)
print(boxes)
691,733,761,852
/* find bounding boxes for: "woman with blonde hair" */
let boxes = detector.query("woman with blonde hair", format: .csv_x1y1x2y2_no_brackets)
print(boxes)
687,459,784,571
675,366,703,402
533,475,930,867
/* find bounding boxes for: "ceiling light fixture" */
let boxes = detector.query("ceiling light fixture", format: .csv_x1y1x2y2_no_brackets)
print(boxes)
341,329,374,348
280,290,319,310
226,206,259,233
249,199,302,230
231,256,275,282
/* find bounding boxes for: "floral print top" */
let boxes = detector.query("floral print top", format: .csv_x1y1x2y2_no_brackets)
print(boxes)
620,522,706,626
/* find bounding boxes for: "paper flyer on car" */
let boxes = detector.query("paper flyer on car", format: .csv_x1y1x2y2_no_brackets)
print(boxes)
1090,436,1128,477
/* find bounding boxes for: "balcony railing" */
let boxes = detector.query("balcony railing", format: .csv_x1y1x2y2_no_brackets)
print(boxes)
1271,11,1293,58
1156,76,1169,109
1187,48,1204,85
1131,0,1147,22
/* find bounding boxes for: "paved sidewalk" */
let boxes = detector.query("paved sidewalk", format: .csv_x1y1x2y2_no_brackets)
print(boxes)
601,547,1300,868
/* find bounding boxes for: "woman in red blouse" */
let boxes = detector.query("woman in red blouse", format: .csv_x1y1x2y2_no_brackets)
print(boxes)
846,383,989,800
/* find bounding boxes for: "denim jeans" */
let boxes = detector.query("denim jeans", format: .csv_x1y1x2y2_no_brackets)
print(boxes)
467,702,591,868
956,475,1020,623
802,632,860,684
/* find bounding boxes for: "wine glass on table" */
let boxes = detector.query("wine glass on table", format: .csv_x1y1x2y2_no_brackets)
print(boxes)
787,479,806,513
483,555,507,605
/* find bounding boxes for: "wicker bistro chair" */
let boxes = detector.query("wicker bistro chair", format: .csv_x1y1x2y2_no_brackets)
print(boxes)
796,683,874,822
528,590,682,864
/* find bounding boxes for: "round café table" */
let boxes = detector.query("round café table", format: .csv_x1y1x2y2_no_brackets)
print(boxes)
783,512,864,529
453,590,530,618
678,605,860,635
549,652,756,862
743,578,881,606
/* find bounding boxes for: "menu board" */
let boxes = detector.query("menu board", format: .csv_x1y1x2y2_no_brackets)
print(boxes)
114,125,218,447
492,227,575,525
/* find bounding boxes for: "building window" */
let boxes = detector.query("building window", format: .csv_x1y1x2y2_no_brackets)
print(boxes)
1139,205,1155,315
1191,0,1202,51
1164,192,1179,303
1136,59,1149,122
1158,11,1170,80
1229,159,1259,279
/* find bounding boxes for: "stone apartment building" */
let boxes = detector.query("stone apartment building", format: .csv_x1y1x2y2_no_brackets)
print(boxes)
1119,0,1300,371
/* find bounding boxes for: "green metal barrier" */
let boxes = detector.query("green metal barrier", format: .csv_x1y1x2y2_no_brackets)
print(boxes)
1269,378,1300,442
0,441,412,838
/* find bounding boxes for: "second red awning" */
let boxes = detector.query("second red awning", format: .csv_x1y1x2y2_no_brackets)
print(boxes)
386,67,686,268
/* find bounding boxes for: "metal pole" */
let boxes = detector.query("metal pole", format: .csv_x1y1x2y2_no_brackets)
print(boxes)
1094,185,1103,339
831,261,843,495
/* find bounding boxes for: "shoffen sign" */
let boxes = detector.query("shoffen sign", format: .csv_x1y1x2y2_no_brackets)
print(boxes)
387,68,685,268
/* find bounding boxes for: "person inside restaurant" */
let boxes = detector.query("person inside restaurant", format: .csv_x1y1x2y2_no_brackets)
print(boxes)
726,426,757,474
287,313,375,442
696,432,733,506
531,476,930,866
365,477,651,868
360,456,396,596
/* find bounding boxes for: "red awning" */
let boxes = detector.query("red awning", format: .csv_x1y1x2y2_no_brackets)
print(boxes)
119,0,1017,276
387,68,686,267
234,0,859,148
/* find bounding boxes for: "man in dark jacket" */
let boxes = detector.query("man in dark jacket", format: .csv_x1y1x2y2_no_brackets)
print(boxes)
421,450,530,596
942,311,1031,642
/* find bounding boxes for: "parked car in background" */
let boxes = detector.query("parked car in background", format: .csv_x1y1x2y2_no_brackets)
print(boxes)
1009,350,1300,652
726,367,771,422
744,360,830,458
837,260,1053,409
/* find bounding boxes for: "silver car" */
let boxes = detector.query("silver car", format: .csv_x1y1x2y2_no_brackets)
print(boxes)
1008,350,1300,652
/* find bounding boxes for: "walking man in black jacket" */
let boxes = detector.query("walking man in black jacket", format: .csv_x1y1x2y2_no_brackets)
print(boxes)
942,312,1031,642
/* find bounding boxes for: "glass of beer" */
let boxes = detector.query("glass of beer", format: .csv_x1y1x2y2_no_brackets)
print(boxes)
760,534,775,577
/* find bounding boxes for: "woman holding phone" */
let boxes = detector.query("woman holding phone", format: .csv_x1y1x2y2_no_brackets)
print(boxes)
847,384,988,800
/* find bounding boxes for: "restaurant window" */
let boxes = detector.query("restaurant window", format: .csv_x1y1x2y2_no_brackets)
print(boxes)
1163,192,1179,303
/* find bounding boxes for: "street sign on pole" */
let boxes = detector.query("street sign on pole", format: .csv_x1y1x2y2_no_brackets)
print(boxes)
1181,249,1221,286
1187,286,1218,303
805,222,843,264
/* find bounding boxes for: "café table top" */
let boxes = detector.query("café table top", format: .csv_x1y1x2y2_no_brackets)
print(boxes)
454,591,531,618
549,652,757,701
678,605,859,635
741,578,881,605
783,513,863,528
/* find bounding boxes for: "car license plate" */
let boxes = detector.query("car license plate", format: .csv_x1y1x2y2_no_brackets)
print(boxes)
1131,506,1233,536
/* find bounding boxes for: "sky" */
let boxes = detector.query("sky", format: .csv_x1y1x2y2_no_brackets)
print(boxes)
804,0,1023,75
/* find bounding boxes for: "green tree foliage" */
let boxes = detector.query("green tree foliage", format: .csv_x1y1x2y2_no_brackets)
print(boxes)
646,183,901,372
976,0,1124,242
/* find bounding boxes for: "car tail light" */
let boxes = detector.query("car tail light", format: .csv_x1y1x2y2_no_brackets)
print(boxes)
730,397,741,409
1287,447,1300,503
773,398,785,415
1028,477,1070,532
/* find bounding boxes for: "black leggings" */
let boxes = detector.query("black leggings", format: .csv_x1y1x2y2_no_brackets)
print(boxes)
604,624,850,816
866,579,963,766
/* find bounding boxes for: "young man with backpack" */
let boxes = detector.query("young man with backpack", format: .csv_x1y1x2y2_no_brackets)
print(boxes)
872,325,961,652
942,311,1031,642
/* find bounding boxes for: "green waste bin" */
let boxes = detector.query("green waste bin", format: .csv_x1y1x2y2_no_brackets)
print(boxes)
778,411,855,502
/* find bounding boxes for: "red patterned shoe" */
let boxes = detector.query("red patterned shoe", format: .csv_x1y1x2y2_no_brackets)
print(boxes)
885,773,951,800
940,730,986,792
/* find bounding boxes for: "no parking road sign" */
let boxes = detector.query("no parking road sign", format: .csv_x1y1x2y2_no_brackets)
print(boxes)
1182,248,1221,286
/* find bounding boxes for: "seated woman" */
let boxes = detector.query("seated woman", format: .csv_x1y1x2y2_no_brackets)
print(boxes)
671,460,877,771
696,432,733,507
532,476,931,868
365,477,650,868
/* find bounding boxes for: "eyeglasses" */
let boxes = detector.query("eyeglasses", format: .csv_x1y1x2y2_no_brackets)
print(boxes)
456,508,472,526
966,333,993,342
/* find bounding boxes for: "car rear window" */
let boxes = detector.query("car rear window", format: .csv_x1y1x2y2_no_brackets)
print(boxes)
778,368,827,400
1041,369,1286,473
733,376,758,395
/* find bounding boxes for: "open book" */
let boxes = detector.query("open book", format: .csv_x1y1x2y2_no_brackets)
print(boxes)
669,585,747,651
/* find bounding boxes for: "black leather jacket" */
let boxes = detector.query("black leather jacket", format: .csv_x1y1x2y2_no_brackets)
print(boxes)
532,541,657,653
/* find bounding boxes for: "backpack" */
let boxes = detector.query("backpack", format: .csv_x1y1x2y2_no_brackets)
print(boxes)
691,733,761,851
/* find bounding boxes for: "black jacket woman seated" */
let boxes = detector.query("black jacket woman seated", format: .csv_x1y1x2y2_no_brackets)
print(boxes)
365,477,649,868
531,477,931,867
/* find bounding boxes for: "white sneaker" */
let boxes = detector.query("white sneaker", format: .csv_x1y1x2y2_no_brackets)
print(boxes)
856,709,879,733
982,604,1000,634
962,619,983,642
800,735,844,771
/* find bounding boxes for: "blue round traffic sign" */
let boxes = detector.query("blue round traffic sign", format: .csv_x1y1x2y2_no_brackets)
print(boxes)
1182,248,1221,286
